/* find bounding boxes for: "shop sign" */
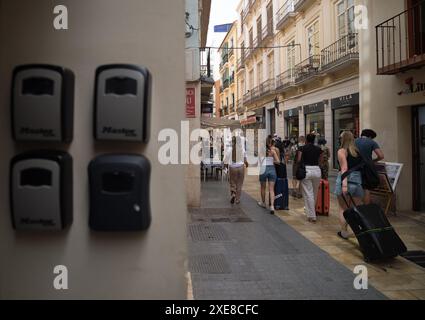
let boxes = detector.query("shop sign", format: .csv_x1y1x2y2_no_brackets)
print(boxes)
186,88,196,118
331,93,359,109
303,102,324,115
240,116,256,126
284,107,301,119
398,77,425,96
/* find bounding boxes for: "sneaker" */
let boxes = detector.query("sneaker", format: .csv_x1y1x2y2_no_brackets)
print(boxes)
235,199,241,204
307,217,317,223
257,202,266,209
270,206,275,215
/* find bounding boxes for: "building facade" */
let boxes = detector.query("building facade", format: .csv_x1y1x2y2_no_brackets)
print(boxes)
218,22,239,119
234,0,359,167
185,0,212,207
359,0,425,212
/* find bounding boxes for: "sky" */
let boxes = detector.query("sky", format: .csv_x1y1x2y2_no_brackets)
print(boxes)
207,0,240,80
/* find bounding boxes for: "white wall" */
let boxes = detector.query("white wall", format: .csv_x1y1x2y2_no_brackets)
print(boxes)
359,0,425,211
0,0,187,299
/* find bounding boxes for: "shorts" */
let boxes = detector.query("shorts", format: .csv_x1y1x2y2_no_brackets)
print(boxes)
259,165,277,183
335,171,364,198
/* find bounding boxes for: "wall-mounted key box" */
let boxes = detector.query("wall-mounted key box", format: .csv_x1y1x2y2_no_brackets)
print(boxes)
11,64,75,142
88,154,151,231
94,64,151,143
10,150,73,231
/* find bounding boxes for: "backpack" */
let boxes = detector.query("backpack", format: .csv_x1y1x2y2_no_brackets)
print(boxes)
360,156,380,190
342,153,380,190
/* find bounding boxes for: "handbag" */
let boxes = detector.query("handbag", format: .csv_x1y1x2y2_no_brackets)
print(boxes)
295,151,306,180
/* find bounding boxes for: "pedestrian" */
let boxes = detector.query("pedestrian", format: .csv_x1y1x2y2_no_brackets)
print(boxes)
291,136,305,199
318,138,330,180
224,135,248,205
258,135,280,215
336,131,365,239
355,129,385,204
298,133,323,223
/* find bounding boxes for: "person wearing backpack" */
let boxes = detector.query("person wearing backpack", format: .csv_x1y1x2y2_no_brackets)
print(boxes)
355,129,384,204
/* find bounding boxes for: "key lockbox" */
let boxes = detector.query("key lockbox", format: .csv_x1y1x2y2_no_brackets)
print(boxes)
10,150,73,231
94,64,151,143
88,154,151,231
12,64,75,142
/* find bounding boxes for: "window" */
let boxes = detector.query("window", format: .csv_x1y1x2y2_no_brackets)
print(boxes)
287,40,296,74
307,20,320,56
268,54,274,80
257,17,262,41
249,70,254,89
257,62,263,85
249,28,254,47
337,0,355,39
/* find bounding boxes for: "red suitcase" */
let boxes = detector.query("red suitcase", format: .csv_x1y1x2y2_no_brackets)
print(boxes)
316,179,330,216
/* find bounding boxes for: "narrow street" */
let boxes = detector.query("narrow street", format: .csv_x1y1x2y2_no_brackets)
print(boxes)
187,170,425,300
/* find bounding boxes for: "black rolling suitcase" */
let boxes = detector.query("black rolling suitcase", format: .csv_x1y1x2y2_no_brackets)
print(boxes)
342,193,407,262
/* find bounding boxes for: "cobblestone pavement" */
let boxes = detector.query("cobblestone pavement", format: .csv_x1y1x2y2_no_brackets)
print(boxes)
242,167,425,300
187,180,386,300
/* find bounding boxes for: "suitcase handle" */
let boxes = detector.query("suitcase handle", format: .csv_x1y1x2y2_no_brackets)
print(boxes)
340,192,356,209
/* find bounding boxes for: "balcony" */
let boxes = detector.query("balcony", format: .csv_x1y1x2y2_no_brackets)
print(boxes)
223,78,230,89
293,0,315,12
243,86,261,105
276,69,296,92
321,33,359,72
237,56,245,70
259,79,276,98
376,1,425,75
294,55,321,84
254,36,260,49
237,100,245,114
229,103,235,113
229,48,234,59
220,53,229,70
229,72,235,85
245,45,253,61
276,0,296,30
261,23,273,44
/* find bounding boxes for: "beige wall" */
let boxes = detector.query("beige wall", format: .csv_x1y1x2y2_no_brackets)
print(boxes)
0,0,187,299
359,0,425,211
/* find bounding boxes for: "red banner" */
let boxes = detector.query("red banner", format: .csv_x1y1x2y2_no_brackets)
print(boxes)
240,116,256,126
186,88,196,118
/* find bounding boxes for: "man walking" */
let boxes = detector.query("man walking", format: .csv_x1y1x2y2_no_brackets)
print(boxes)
355,129,385,204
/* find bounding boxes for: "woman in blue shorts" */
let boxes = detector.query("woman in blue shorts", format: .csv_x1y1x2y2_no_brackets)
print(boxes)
335,131,364,240
258,135,280,215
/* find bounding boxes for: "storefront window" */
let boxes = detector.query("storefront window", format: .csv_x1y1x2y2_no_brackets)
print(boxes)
286,117,299,139
333,105,359,168
305,112,325,138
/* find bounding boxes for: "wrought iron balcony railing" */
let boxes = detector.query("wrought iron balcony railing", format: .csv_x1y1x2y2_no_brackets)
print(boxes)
294,55,321,83
276,0,296,30
259,79,276,97
262,23,273,43
294,0,314,12
276,69,296,91
237,57,245,70
321,33,359,71
376,0,425,75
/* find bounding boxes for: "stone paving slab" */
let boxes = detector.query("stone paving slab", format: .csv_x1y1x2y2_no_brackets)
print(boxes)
188,180,386,300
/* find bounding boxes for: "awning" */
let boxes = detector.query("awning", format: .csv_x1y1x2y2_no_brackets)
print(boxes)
201,117,241,129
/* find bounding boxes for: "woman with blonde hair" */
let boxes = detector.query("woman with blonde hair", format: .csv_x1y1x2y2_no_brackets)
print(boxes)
335,131,364,240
